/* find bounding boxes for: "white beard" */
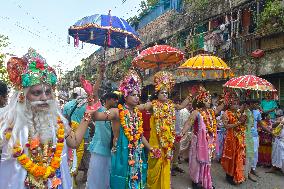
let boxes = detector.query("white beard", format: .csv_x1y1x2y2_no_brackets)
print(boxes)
26,99,58,143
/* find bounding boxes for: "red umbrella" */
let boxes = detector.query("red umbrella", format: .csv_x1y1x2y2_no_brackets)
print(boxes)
223,75,276,92
132,45,184,69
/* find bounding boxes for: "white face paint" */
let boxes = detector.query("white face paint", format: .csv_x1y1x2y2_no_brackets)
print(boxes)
26,84,53,111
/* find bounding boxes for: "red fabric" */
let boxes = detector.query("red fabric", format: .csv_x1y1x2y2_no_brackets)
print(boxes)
141,110,151,141
242,9,251,29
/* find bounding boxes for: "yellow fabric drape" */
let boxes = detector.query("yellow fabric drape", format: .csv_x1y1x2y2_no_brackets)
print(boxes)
147,117,171,189
70,121,85,172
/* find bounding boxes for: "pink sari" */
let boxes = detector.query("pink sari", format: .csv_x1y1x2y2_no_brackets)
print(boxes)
188,113,213,189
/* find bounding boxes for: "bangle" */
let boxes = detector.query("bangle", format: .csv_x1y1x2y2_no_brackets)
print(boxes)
65,129,72,139
104,110,111,120
83,112,92,122
86,101,102,111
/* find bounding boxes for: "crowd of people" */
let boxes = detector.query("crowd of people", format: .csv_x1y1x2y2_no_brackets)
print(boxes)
0,48,283,189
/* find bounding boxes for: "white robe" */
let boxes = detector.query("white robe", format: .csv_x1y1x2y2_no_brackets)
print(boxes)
0,133,72,189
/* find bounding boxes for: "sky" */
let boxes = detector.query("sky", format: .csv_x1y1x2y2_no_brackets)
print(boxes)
0,0,142,72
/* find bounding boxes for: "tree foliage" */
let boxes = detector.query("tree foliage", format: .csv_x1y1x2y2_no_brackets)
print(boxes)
0,34,9,83
258,0,284,34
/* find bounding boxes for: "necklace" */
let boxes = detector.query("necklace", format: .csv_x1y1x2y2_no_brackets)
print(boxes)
118,104,143,145
152,100,176,159
118,104,144,184
200,109,217,135
13,116,65,188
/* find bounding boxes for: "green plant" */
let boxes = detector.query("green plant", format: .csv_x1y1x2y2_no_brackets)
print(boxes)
0,34,10,83
183,0,209,11
258,0,284,33
121,55,133,72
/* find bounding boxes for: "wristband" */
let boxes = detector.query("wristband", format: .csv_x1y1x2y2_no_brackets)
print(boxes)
86,101,102,111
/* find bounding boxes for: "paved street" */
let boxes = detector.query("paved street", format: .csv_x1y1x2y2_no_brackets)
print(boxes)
171,161,283,189
75,160,283,189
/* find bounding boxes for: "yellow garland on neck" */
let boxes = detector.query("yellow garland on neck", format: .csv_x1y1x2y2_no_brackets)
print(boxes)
13,116,65,180
152,100,176,159
118,104,143,146
200,109,217,135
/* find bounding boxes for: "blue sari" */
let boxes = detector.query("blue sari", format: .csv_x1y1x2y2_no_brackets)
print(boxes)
110,126,147,189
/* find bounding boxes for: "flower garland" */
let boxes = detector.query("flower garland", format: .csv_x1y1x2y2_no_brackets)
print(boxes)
13,116,64,188
118,104,143,146
226,110,246,143
152,100,176,159
118,104,144,183
200,109,217,135
200,109,217,159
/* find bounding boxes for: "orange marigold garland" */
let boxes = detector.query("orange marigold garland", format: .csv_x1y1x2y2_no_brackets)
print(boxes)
226,110,246,144
152,100,176,159
118,104,143,146
200,109,217,159
118,104,144,183
13,116,65,188
200,109,217,135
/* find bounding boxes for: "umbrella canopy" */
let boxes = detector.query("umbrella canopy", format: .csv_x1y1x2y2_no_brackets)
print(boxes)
179,54,230,70
223,75,277,92
132,45,184,69
68,13,141,49
178,54,233,79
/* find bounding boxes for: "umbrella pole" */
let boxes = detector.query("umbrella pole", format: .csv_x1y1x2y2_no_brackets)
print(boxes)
104,46,106,62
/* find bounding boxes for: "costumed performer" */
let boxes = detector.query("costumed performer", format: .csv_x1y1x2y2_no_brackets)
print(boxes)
138,71,191,189
180,86,224,189
0,48,97,188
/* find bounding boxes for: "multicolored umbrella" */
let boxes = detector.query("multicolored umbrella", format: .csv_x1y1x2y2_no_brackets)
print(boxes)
68,11,141,49
132,45,184,69
223,75,277,92
178,54,233,79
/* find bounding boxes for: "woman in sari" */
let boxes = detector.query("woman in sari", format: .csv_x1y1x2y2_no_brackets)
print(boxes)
180,86,223,189
90,70,158,189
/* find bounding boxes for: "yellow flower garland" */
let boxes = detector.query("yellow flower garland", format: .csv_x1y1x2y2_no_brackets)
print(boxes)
118,104,143,145
200,109,217,135
13,116,65,180
152,100,176,159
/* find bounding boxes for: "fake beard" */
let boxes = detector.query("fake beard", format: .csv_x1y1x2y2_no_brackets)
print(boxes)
26,100,58,143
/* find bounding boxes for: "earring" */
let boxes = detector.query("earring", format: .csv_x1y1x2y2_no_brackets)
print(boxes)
18,91,25,103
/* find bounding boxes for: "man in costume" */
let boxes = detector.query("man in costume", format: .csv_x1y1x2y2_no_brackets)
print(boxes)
86,92,118,189
0,48,96,188
89,70,155,189
138,71,191,189
180,86,223,189
221,92,246,185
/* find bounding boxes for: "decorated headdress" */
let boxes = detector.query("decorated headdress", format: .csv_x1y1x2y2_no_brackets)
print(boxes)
195,85,211,103
7,48,57,90
154,71,175,92
119,70,142,97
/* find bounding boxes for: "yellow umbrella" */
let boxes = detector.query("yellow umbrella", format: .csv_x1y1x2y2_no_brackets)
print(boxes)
178,54,234,79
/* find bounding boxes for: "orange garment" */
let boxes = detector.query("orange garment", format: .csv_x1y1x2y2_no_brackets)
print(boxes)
221,111,245,184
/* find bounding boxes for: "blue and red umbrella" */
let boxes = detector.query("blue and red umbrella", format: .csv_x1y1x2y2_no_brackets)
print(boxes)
68,11,141,49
